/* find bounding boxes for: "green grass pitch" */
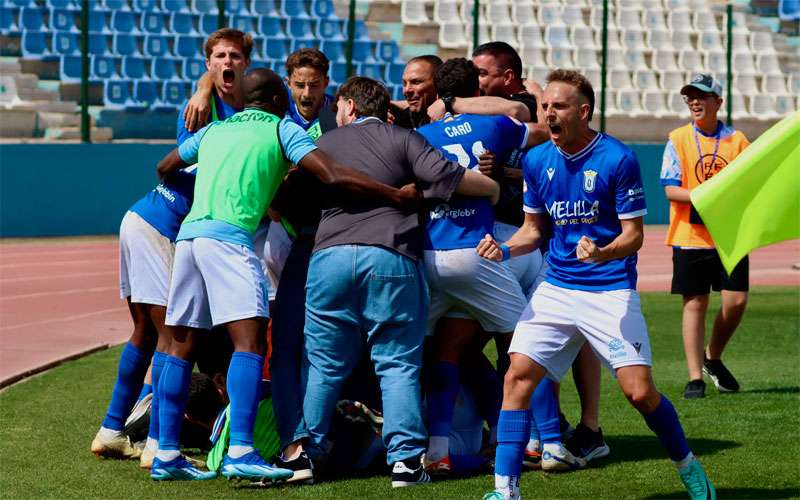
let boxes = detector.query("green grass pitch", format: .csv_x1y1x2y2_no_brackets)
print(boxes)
1,288,798,499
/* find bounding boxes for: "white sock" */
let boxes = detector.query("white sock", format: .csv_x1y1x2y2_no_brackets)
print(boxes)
156,449,180,462
526,438,541,453
494,474,520,499
426,436,449,462
227,445,254,459
97,426,123,440
543,441,566,455
145,437,158,453
674,451,695,469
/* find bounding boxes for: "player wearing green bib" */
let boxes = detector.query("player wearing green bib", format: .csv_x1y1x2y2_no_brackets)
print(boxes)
150,68,421,484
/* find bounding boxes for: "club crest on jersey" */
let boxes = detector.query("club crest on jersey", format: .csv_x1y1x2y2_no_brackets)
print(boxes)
546,167,555,181
583,170,598,193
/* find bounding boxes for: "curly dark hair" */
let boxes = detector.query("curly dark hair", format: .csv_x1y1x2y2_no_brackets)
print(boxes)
434,58,480,99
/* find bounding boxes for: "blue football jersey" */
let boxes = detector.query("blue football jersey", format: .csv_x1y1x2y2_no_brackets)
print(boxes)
129,91,240,242
417,113,528,250
522,133,647,290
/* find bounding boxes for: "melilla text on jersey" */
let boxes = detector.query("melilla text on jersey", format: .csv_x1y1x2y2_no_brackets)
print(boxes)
547,199,600,226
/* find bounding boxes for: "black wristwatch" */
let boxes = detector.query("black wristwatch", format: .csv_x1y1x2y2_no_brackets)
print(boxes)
442,95,456,114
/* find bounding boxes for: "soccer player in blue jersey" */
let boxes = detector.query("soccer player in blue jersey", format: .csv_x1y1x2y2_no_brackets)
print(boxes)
415,58,576,474
478,70,715,500
90,29,249,465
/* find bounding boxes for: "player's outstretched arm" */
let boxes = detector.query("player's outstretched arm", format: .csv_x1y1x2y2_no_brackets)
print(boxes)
297,149,421,211
456,169,500,205
525,122,551,148
477,212,546,261
427,96,530,122
156,149,189,180
664,185,691,203
576,217,644,263
183,72,213,132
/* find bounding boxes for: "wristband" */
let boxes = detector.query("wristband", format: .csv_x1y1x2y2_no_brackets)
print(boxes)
500,244,511,262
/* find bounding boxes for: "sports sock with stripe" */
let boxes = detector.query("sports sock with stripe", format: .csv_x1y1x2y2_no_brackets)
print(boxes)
102,342,150,431
494,409,530,493
146,351,167,444
157,355,192,452
227,351,264,451
426,361,460,461
530,377,561,444
640,393,691,462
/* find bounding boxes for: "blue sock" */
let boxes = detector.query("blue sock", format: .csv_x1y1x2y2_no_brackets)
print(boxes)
641,394,691,462
227,351,264,447
530,377,560,444
494,409,530,478
138,383,152,401
146,351,167,441
102,342,150,430
528,409,540,443
158,355,192,451
426,361,461,437
464,360,501,429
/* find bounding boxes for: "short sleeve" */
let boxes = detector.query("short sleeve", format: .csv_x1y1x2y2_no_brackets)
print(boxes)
615,151,648,219
177,122,215,164
508,93,538,123
176,101,192,146
405,129,465,201
522,151,544,214
495,115,530,160
278,118,318,164
659,139,682,187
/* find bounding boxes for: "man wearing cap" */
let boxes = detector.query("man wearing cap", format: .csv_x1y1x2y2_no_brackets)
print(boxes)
660,74,751,400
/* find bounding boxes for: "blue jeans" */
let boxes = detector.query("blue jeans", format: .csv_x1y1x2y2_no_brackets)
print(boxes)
270,238,313,449
302,245,428,465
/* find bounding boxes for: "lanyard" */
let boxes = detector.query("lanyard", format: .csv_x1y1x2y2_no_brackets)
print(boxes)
692,125,721,176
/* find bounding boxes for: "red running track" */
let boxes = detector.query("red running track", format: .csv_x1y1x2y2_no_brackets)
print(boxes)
1,232,798,388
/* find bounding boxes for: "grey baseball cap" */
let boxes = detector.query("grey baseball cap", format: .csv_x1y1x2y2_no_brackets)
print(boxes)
681,73,723,97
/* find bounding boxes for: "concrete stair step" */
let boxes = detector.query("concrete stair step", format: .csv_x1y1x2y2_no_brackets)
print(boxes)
28,100,78,113
38,111,92,128
44,126,113,142
0,61,22,74
11,73,38,89
0,108,38,137
16,87,58,101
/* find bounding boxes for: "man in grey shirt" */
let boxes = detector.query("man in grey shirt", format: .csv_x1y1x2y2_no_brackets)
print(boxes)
301,76,499,488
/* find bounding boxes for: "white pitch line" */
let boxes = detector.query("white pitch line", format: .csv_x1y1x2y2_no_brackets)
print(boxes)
0,286,117,301
0,258,117,269
0,306,126,331
0,271,117,284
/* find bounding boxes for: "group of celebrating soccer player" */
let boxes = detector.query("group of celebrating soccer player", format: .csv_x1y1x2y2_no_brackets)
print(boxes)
87,27,749,500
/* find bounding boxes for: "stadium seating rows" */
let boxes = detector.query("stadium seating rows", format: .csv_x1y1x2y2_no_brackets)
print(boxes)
1,0,408,109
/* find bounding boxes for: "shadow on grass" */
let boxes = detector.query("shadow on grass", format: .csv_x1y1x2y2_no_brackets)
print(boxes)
742,386,799,395
646,487,800,499
591,435,740,468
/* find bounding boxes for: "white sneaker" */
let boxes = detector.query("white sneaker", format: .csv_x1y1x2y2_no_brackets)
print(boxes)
91,429,142,459
541,442,586,472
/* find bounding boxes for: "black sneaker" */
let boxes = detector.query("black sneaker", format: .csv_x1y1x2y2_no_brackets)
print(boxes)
565,423,610,462
703,356,740,393
559,412,575,440
391,454,430,488
270,451,314,484
683,379,706,399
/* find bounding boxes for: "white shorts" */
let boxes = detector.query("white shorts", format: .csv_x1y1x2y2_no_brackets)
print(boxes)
494,221,545,299
509,281,652,381
118,211,175,306
425,248,527,333
258,220,292,301
165,238,269,329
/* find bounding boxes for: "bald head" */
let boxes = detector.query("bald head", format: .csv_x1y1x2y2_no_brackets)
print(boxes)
243,68,289,117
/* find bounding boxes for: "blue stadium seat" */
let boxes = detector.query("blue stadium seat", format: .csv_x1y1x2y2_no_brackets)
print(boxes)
103,0,129,10
258,16,284,37
46,0,78,10
22,30,52,58
385,62,404,85
199,13,218,35
122,56,147,79
354,20,369,40
144,34,171,57
49,8,75,32
161,0,189,13
311,0,335,19
169,12,195,34
315,19,343,40
52,31,78,55
133,0,160,12
59,54,81,81
113,33,139,56
358,62,385,82
352,40,376,63
140,11,165,33
249,58,269,69
104,80,131,108
20,7,44,31
263,37,287,60
152,57,177,80
281,0,309,19
8,0,34,7
287,18,312,38
163,80,188,108
133,80,160,107
290,37,318,52
250,0,278,16
225,0,250,15
175,34,201,58
319,39,344,63
89,33,110,55
181,57,205,80
376,41,401,63
191,0,217,14
111,10,136,33
330,62,347,85
391,84,403,101
271,60,286,76
229,14,254,33
325,83,337,96
1,7,18,35
92,55,118,79
88,10,109,33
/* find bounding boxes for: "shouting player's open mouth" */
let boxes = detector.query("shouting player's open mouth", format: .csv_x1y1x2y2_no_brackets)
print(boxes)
222,69,236,91
548,123,563,141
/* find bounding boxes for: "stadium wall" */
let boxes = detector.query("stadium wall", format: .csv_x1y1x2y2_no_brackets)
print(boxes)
0,143,669,237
